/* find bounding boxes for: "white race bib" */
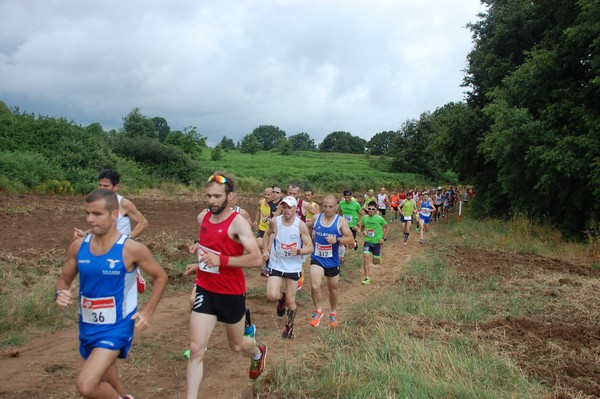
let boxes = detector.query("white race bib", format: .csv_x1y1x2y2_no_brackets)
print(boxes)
365,229,375,237
81,295,117,324
279,242,298,257
315,242,333,258
343,215,352,222
198,244,221,274
403,216,412,221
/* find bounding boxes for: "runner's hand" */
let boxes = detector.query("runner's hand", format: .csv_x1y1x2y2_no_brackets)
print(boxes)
73,228,85,240
184,263,199,276
131,311,149,330
55,287,75,307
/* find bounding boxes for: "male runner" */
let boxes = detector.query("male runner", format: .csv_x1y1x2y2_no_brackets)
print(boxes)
418,191,436,244
254,187,274,277
309,195,354,328
399,191,417,246
377,187,388,217
359,201,389,285
389,190,400,222
55,189,168,399
338,190,363,263
74,169,149,294
263,196,313,338
184,172,267,398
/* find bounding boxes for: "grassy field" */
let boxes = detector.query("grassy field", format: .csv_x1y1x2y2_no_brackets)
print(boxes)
190,149,444,194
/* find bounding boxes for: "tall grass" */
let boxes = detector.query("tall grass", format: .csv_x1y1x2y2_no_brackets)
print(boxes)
260,251,548,398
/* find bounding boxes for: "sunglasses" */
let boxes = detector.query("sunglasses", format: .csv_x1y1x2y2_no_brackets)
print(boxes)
207,175,232,191
273,191,281,194
367,207,377,211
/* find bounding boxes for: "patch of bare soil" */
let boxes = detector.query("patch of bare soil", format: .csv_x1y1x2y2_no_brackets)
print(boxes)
442,246,600,398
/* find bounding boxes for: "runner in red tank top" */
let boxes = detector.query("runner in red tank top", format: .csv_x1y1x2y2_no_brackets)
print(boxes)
184,171,267,398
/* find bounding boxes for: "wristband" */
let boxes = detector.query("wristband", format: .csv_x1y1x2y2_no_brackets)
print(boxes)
53,290,62,302
219,254,229,267
336,237,341,244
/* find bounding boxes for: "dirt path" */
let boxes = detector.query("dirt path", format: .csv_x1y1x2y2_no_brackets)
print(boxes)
0,193,419,398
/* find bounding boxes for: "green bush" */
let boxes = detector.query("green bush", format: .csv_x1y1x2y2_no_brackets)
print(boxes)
0,150,64,188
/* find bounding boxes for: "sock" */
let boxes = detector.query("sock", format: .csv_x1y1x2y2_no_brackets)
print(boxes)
252,350,262,360
286,308,297,325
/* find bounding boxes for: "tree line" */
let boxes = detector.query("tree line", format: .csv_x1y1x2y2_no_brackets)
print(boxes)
0,0,597,236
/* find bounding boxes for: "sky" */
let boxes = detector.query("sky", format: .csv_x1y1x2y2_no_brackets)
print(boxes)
0,0,485,145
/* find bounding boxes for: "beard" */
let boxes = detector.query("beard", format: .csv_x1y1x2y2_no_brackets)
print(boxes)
210,199,229,216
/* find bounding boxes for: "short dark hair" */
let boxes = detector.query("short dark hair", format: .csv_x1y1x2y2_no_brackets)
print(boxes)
98,169,120,186
368,201,377,208
86,188,118,212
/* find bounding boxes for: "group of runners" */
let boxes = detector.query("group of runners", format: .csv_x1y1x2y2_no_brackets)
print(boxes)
54,169,462,398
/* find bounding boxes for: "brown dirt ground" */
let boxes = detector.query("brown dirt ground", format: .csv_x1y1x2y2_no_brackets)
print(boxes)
0,193,599,398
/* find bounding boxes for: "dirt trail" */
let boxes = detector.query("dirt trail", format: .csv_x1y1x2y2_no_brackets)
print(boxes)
0,193,419,398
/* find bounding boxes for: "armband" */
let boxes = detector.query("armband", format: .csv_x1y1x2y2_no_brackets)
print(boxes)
219,254,230,267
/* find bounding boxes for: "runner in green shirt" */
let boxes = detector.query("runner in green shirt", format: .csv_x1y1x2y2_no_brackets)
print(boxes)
358,200,389,285
338,190,363,263
399,191,417,246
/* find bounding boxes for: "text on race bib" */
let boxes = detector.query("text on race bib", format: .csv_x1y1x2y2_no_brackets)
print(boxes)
279,242,298,257
343,215,353,222
365,229,375,237
315,242,333,258
81,295,117,324
198,244,221,274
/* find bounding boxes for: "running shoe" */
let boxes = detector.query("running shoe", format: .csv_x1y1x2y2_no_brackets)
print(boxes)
183,349,191,359
403,242,407,247
310,310,324,327
276,292,286,317
419,239,424,245
136,269,146,294
297,271,304,290
249,344,267,379
244,324,256,342
282,323,294,339
353,240,358,250
329,312,338,327
361,277,371,285
121,395,135,399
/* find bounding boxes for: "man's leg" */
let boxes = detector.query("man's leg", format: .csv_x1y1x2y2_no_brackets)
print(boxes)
103,360,127,396
309,264,325,312
187,312,218,399
76,348,121,399
327,274,340,327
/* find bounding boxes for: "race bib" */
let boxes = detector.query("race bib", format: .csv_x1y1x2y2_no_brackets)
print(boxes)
343,215,352,222
81,295,116,324
403,216,412,221
198,244,221,274
365,229,375,237
315,242,333,258
279,242,298,257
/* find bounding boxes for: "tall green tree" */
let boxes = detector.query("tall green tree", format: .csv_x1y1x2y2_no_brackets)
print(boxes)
367,131,397,156
251,125,286,150
219,135,236,151
319,131,366,154
239,133,262,154
464,0,600,235
288,132,317,151
122,107,157,139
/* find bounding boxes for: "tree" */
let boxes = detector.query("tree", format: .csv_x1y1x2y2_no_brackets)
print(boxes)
211,144,223,161
366,131,397,155
122,108,156,139
152,117,171,142
239,133,262,154
219,136,236,151
288,132,317,151
388,113,438,178
319,131,366,154
251,125,286,150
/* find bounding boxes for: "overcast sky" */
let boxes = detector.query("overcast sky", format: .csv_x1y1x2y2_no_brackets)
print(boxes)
0,0,485,145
